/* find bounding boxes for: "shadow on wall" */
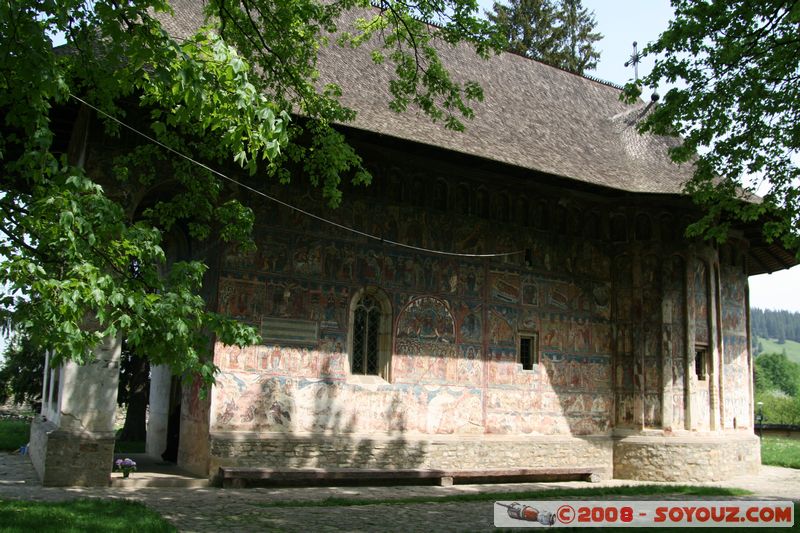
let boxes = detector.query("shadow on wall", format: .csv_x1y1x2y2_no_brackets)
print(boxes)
210,353,428,470
204,169,725,468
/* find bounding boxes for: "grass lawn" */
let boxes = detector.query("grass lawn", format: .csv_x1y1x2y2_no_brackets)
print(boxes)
0,419,145,454
757,336,800,364
762,435,800,469
0,499,175,533
0,420,30,452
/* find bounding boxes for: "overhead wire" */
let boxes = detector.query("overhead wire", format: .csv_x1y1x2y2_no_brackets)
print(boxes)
69,93,524,258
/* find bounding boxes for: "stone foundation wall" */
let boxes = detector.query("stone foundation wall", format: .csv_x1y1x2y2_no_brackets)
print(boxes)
613,432,760,482
208,432,613,479
28,417,49,480
29,417,115,486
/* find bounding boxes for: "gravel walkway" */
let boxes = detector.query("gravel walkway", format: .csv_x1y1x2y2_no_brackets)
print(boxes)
1,453,798,532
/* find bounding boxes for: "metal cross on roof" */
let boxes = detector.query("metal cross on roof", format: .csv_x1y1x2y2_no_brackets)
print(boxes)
624,41,643,82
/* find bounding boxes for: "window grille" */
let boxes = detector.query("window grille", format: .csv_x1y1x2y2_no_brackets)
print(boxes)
353,295,381,375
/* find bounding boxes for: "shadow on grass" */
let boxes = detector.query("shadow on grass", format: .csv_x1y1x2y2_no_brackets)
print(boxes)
0,499,175,533
251,484,752,508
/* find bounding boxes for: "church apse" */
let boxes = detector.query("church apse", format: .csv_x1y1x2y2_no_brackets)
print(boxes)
613,239,760,481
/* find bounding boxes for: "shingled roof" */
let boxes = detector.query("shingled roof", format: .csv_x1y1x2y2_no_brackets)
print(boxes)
160,1,693,195
159,2,796,275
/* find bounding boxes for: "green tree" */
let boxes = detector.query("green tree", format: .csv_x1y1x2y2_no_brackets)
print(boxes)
0,1,498,387
488,0,601,74
627,0,800,254
755,391,800,426
487,0,560,60
0,336,45,410
755,351,800,397
553,0,602,73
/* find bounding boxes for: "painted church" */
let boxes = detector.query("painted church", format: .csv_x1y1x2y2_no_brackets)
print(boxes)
29,1,798,486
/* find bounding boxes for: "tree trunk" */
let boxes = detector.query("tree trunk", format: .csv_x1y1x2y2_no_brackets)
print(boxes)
119,356,149,442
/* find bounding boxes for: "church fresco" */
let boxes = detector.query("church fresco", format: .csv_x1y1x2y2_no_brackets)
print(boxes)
693,259,710,344
521,280,539,306
208,171,753,444
394,297,460,384
592,283,611,320
488,307,515,346
644,393,662,428
663,254,687,429
720,264,751,428
218,278,265,324
456,344,483,387
692,386,712,430
723,334,751,428
489,271,520,304
612,250,636,428
721,272,746,332
456,303,482,343
212,370,489,436
396,297,456,343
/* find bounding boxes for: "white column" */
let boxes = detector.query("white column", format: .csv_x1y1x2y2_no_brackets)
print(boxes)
40,351,50,416
146,364,172,457
57,335,121,434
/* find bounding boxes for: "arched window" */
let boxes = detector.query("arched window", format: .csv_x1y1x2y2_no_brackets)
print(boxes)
496,192,510,221
660,214,674,242
349,288,392,379
584,211,601,239
412,177,425,207
611,213,627,242
476,188,490,219
567,207,580,235
635,213,652,241
554,205,567,234
456,184,471,215
433,179,449,211
514,196,527,226
388,170,403,203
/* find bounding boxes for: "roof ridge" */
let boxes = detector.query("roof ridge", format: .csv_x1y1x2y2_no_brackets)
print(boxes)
367,1,623,91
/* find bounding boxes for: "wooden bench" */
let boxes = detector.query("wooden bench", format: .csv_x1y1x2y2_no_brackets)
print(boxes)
218,466,602,488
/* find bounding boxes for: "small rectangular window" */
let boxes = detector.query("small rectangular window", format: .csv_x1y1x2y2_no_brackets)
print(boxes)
519,333,539,370
695,346,708,381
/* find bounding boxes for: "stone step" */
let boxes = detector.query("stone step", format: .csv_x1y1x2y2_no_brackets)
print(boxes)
110,475,210,488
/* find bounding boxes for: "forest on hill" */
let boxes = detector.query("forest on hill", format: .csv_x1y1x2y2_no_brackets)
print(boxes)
751,308,800,344
752,309,800,425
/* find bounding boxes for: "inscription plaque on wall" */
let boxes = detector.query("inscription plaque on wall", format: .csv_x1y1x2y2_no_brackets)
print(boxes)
260,317,319,345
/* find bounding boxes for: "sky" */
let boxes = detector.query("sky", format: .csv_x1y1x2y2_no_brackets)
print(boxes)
477,0,800,313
